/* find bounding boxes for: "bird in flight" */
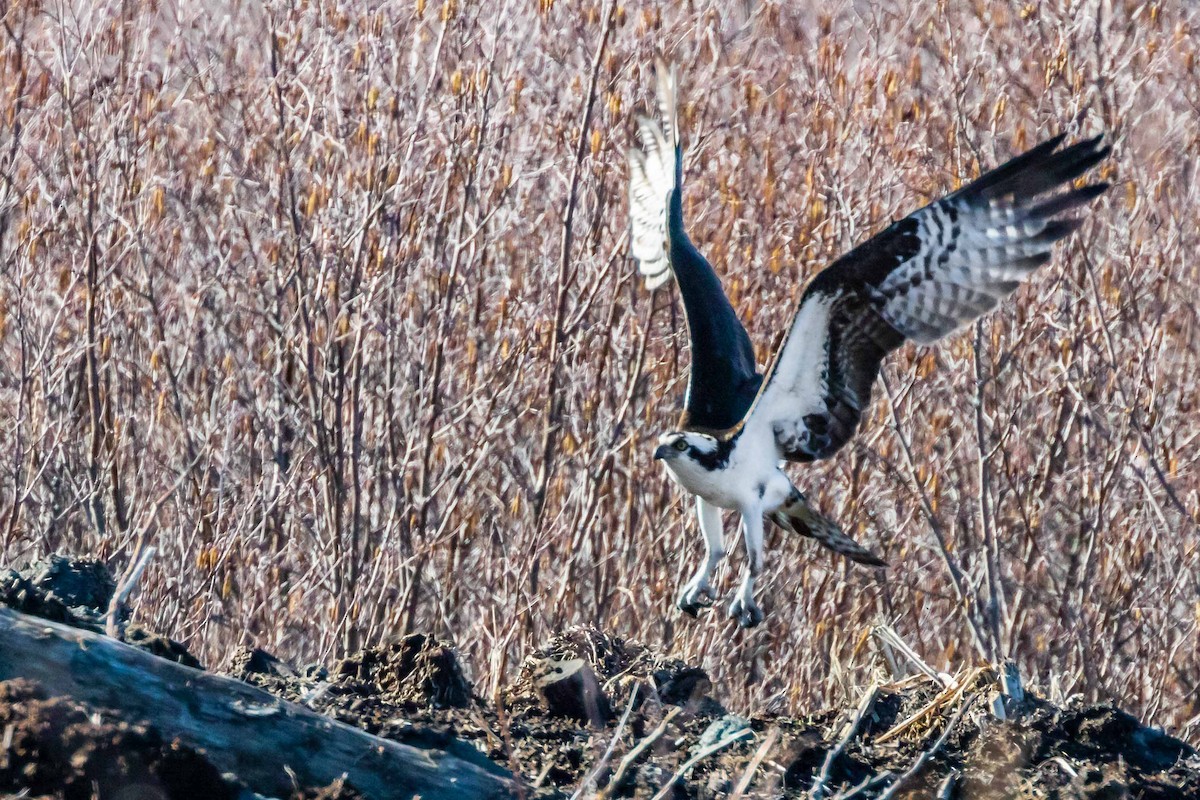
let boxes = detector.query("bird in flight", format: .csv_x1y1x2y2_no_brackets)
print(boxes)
627,61,1110,627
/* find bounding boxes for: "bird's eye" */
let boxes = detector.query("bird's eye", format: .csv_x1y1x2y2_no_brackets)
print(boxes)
673,439,688,451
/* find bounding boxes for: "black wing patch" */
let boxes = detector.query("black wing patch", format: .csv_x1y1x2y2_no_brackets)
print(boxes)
670,215,763,431
627,62,762,431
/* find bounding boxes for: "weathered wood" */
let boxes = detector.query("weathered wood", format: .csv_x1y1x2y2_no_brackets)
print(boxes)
0,607,514,800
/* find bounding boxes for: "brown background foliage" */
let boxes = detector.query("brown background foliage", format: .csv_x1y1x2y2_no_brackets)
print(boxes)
0,0,1197,739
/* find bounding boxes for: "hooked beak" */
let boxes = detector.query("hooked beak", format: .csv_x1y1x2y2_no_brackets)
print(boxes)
653,444,673,461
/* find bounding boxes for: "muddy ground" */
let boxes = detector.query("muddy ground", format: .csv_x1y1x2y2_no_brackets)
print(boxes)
1,556,1198,799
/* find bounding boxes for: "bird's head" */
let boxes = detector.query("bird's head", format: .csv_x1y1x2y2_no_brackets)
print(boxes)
653,431,727,487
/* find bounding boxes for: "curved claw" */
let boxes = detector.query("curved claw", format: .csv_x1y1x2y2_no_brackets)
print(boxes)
677,582,718,617
728,597,764,628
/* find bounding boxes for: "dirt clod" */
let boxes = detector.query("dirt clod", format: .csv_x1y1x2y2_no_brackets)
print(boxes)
1,556,202,668
230,645,298,680
0,557,114,628
0,678,236,800
334,632,473,709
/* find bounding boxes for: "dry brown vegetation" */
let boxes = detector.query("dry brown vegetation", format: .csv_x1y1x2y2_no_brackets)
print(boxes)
0,0,1197,744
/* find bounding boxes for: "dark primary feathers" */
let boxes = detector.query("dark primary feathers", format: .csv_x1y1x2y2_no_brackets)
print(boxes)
739,134,1111,462
627,61,761,431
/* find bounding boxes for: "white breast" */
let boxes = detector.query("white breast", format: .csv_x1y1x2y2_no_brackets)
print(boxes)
664,426,792,513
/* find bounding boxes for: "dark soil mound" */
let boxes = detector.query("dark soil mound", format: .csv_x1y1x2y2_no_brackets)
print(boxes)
0,555,201,668
226,624,1200,799
958,699,1200,800
3,556,1199,799
336,633,474,708
0,678,235,800
0,556,114,627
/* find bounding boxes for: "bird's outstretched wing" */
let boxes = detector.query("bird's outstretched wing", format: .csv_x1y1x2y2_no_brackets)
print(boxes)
626,61,761,431
728,134,1110,462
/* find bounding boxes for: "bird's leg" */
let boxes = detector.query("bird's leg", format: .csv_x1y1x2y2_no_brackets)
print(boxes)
677,496,724,616
729,509,765,628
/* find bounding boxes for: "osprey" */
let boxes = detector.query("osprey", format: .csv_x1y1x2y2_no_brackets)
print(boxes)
628,62,1110,627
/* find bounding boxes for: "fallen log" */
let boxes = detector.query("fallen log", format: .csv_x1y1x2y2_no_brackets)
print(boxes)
0,606,514,800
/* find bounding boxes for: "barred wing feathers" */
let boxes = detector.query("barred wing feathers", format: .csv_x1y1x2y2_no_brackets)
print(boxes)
626,63,677,289
736,134,1110,462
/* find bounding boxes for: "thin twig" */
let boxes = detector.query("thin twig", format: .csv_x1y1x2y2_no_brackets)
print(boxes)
570,688,639,800
650,726,754,800
533,0,619,518
881,375,991,660
730,726,780,800
113,546,156,608
872,625,953,687
876,696,976,800
604,707,682,797
829,771,894,800
810,682,880,800
105,453,203,638
973,321,1007,660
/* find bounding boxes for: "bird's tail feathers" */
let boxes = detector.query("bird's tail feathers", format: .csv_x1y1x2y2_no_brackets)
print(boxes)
771,493,886,567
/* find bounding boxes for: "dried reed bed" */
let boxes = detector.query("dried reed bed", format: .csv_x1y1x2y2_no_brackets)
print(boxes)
0,0,1197,739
